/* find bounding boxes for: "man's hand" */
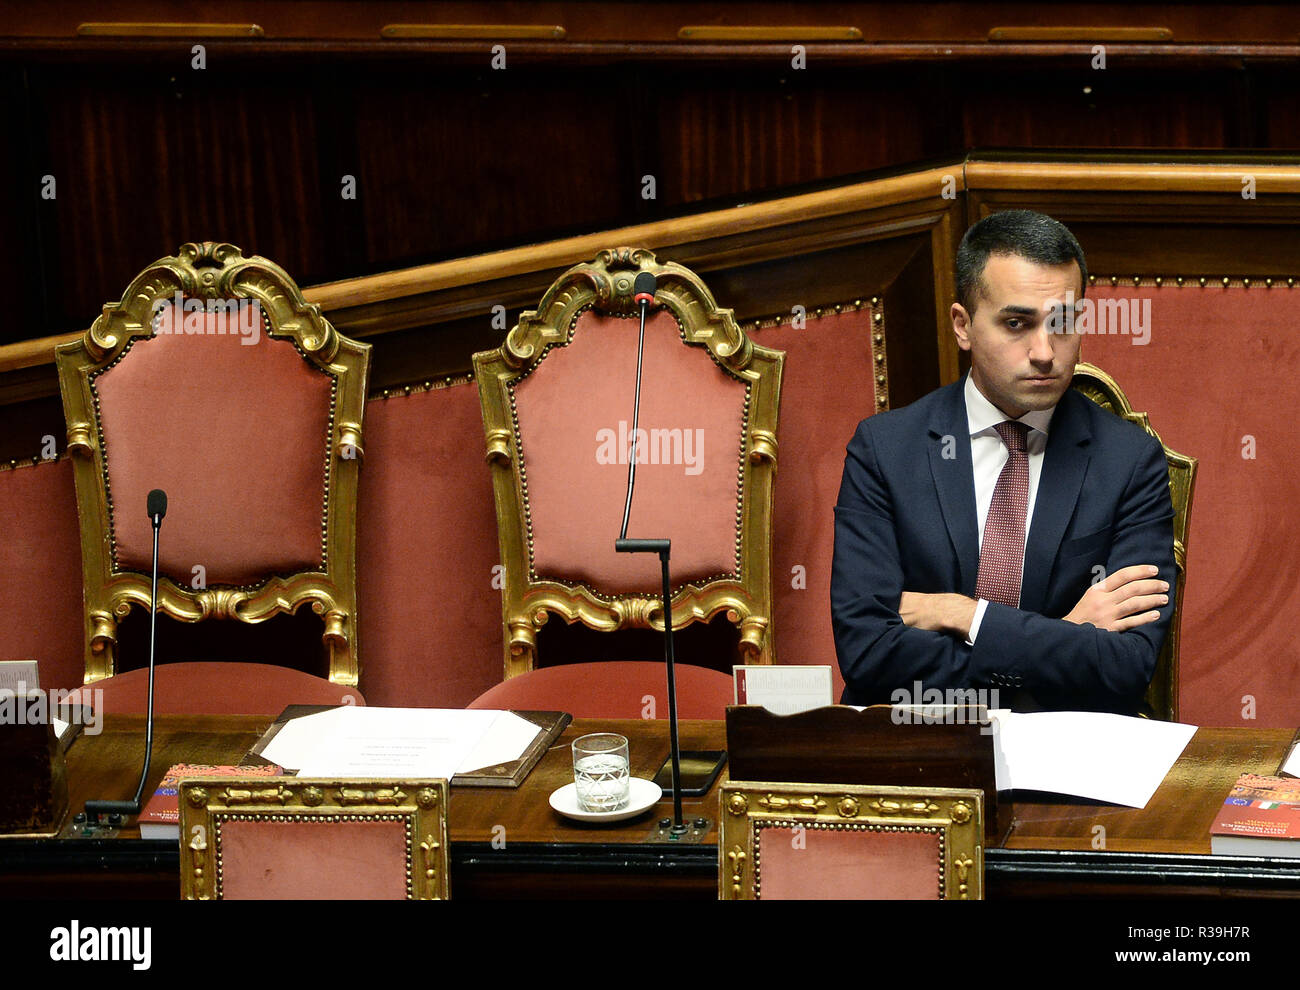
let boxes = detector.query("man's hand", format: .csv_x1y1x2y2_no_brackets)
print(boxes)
899,592,977,638
1064,564,1168,632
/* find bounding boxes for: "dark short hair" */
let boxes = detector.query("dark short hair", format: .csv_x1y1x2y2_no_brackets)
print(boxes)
955,210,1088,315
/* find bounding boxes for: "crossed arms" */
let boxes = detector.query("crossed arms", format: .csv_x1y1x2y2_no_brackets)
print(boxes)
830,417,1177,708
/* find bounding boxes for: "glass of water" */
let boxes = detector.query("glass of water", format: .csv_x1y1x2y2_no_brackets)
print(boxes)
572,733,630,812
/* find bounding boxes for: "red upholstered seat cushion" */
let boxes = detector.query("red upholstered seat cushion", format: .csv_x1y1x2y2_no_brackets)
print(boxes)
467,661,734,720
69,661,364,716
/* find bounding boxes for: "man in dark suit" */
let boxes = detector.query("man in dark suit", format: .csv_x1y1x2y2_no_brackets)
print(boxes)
831,210,1175,713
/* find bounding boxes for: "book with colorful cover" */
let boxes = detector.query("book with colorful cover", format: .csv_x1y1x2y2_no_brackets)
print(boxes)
138,763,282,840
1209,773,1300,857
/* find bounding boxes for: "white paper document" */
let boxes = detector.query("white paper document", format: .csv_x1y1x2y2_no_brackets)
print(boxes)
259,707,542,779
990,710,1198,808
1282,739,1300,779
456,711,548,774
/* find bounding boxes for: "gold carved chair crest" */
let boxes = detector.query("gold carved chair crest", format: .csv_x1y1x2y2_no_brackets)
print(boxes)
1071,361,1197,721
473,248,784,679
55,242,370,686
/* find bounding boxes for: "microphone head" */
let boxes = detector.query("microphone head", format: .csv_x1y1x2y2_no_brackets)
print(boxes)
633,271,657,304
147,489,168,521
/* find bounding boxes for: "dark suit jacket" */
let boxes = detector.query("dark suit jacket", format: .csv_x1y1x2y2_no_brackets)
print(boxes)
830,377,1176,713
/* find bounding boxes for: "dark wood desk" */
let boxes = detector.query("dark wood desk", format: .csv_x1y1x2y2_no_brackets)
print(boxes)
2,715,1298,898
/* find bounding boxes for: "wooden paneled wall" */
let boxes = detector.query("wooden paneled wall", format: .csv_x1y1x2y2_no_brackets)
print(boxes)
0,165,964,461
5,1,1300,352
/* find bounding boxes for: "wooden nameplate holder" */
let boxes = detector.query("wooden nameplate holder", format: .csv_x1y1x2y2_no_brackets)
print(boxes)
0,720,69,836
725,704,1009,843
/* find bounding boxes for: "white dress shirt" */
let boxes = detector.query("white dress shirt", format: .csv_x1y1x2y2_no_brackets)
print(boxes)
965,373,1056,642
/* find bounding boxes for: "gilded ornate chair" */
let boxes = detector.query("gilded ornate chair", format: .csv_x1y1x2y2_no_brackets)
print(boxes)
55,243,370,710
1071,362,1197,722
718,781,984,900
468,248,783,718
179,777,449,899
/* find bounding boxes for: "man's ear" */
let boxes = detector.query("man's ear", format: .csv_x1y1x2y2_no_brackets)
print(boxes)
951,302,973,352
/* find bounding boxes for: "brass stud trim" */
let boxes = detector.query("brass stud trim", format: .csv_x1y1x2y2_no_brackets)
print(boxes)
1093,274,1298,290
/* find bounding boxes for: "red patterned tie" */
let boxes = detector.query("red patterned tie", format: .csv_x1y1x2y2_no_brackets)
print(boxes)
975,421,1030,608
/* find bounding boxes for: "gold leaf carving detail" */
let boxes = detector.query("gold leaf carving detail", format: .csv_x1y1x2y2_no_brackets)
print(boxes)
337,787,408,806
727,846,746,898
221,785,293,806
420,834,441,899
758,794,826,812
866,798,939,817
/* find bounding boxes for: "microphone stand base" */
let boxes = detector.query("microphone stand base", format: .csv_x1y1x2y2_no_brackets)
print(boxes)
60,817,120,840
644,816,712,844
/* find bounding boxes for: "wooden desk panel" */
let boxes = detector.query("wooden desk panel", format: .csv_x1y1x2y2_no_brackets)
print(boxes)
1004,727,1297,854
448,719,722,846
62,714,267,840
4,715,1299,898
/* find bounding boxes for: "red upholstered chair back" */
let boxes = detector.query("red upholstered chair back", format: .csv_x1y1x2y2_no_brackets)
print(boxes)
514,308,743,592
719,781,984,900
96,308,330,585
55,243,371,686
179,777,448,899
473,248,784,679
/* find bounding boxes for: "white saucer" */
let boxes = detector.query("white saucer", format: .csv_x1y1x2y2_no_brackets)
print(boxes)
549,777,663,823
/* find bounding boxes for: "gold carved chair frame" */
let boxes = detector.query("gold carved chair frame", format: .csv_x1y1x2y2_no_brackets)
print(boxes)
473,248,784,679
55,242,370,686
179,777,449,900
719,780,985,900
1071,361,1197,722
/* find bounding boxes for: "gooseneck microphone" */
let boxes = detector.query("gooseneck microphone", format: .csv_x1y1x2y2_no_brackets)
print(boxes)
85,489,167,824
613,272,690,833
618,271,658,542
